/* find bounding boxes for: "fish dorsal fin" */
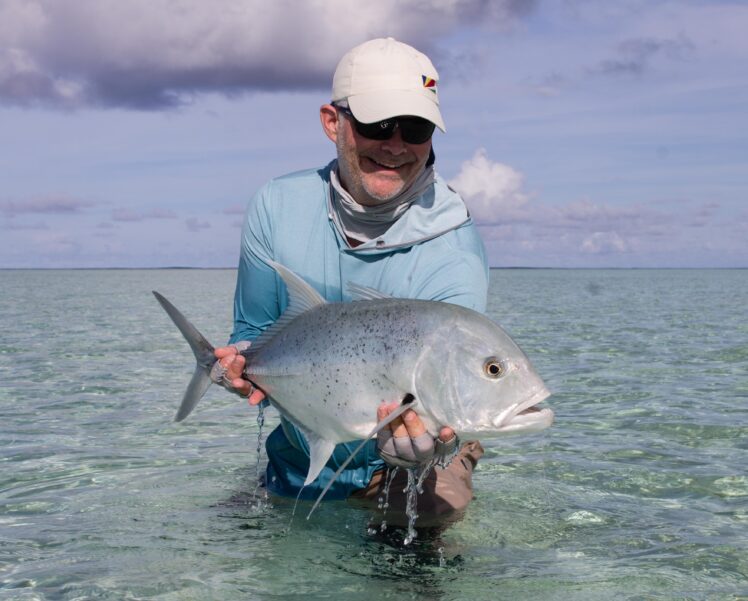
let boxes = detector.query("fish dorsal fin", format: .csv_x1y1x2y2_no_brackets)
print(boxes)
296,426,337,486
246,261,327,353
306,396,418,519
347,282,394,301
269,260,327,313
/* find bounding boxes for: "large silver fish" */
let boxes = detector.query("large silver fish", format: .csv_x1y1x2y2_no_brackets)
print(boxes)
154,262,553,492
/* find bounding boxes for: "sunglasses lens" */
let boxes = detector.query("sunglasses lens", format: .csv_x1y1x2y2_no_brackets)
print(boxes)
398,118,436,144
354,119,397,140
339,107,435,144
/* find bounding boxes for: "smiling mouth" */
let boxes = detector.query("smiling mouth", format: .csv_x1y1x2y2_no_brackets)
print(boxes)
364,156,408,170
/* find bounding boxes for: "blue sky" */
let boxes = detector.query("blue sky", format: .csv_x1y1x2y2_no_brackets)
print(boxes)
1,0,746,268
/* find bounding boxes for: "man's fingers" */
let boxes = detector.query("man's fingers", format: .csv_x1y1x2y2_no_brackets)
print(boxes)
438,426,455,442
378,401,408,437
214,346,238,359
375,402,445,467
412,432,436,462
248,387,266,406
390,416,408,438
226,354,245,379
393,435,417,462
377,401,397,421
377,428,395,453
230,378,251,396
402,409,427,438
212,343,262,407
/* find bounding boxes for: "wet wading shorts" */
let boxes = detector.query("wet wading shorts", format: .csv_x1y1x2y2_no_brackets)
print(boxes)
348,441,484,526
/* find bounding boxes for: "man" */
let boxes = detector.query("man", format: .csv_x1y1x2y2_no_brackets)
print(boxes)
214,38,487,522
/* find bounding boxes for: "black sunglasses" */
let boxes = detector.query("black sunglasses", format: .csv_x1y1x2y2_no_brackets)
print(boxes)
334,105,435,145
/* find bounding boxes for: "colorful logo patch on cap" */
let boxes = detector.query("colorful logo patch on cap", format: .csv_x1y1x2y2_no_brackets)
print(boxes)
422,75,437,93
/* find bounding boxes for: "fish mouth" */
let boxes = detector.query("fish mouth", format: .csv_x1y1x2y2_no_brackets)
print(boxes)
492,387,554,434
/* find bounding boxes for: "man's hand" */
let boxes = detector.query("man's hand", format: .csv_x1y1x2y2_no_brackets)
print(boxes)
376,401,456,468
213,344,266,406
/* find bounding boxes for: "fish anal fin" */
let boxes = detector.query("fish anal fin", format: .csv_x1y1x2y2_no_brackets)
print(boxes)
300,430,337,486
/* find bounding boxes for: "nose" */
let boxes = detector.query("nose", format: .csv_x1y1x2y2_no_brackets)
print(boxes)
380,127,407,155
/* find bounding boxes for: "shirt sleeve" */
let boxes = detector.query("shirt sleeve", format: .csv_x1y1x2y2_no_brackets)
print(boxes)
416,253,488,312
229,181,284,344
227,180,386,498
410,221,489,313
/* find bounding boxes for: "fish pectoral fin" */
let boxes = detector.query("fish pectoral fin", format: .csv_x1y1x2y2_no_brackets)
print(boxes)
300,430,337,486
306,397,418,520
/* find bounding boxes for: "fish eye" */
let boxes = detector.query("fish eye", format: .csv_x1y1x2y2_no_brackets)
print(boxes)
484,358,504,378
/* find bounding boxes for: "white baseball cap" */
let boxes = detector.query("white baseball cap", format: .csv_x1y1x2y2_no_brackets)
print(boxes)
332,37,446,132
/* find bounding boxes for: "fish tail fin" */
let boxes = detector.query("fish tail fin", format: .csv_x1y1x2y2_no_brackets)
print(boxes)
153,291,216,422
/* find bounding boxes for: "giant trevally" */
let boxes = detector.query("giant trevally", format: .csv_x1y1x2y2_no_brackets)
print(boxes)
154,261,553,494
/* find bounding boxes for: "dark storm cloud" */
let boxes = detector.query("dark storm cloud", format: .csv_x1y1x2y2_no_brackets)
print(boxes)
0,0,535,110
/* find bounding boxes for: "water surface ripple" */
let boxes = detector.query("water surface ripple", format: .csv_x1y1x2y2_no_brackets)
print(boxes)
1,268,746,600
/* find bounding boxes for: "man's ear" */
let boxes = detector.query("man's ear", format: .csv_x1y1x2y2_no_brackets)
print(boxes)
320,104,340,143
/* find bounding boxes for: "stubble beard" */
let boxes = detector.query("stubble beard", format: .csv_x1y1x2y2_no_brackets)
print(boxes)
335,137,408,206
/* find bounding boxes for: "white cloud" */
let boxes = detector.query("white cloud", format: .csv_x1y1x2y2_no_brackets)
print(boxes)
581,231,630,254
445,148,735,266
448,148,528,224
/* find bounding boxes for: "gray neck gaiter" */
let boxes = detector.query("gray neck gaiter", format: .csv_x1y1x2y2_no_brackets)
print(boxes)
329,161,435,245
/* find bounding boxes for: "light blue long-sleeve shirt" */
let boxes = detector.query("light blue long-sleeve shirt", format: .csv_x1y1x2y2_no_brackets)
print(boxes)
229,161,488,500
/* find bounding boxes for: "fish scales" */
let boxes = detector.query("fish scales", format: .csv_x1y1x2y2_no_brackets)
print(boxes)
245,299,453,441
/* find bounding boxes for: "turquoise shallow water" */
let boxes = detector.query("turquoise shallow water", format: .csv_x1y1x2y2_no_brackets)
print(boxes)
1,268,746,600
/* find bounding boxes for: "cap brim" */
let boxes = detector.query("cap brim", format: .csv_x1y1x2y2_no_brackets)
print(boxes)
348,91,446,133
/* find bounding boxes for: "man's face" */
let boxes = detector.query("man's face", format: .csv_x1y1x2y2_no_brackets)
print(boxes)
331,108,432,207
